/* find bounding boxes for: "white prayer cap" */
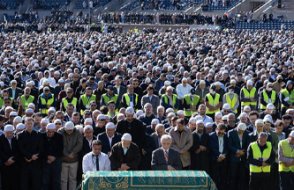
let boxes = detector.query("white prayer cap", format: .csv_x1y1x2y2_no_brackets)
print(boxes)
4,124,14,132
166,108,174,114
237,123,247,131
9,111,18,117
255,119,264,126
189,117,197,123
205,122,214,128
246,80,254,86
41,118,49,125
121,133,132,141
25,108,34,114
28,103,35,109
164,81,171,86
151,119,160,125
16,123,25,131
97,114,106,121
64,121,74,130
83,125,93,132
176,110,184,116
84,118,93,124
266,103,275,110
222,115,228,121
196,120,204,125
136,110,144,118
125,107,135,115
46,123,56,130
106,122,116,129
215,112,223,118
13,116,23,123
48,107,56,113
167,112,176,118
223,103,231,110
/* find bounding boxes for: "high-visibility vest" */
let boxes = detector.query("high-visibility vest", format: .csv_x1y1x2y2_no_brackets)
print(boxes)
81,94,96,109
123,93,139,107
260,90,277,110
183,94,200,117
62,97,78,109
280,88,294,108
225,93,238,113
20,95,35,110
102,94,118,105
241,87,257,107
40,95,54,115
278,139,294,172
162,94,177,108
0,97,3,108
249,141,272,173
206,93,220,114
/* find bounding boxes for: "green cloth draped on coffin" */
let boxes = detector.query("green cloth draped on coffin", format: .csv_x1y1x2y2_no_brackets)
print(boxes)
82,170,217,190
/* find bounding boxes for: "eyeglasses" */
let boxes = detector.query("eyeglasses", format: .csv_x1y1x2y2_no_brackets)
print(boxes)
55,123,62,125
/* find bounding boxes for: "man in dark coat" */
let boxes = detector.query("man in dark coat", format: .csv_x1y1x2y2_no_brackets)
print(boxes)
116,107,146,150
227,123,250,190
18,117,44,190
97,122,121,155
109,133,141,170
189,120,210,172
42,123,63,190
0,125,20,190
151,134,182,170
209,124,228,190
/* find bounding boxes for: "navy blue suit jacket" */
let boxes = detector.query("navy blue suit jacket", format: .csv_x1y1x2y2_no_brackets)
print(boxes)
97,132,121,154
208,132,228,161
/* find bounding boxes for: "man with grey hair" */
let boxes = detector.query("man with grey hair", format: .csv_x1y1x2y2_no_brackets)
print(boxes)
247,132,275,190
151,134,182,170
150,124,166,149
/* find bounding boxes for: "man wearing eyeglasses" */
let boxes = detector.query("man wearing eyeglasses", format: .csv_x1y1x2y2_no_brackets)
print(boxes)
82,140,111,173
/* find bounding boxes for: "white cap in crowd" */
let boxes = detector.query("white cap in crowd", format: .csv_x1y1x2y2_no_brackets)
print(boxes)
106,122,116,129
46,123,56,130
64,121,75,130
237,123,247,131
4,125,14,132
121,133,132,141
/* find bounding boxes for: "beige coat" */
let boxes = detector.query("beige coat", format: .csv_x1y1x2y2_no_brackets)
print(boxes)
169,127,193,167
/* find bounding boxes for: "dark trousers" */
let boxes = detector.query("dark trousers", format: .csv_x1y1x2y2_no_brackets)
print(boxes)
42,158,62,190
20,161,42,190
211,160,227,190
1,164,19,190
229,162,248,190
270,163,280,190
280,172,294,190
249,173,270,190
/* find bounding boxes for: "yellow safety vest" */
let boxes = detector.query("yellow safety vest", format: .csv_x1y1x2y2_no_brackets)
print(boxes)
0,97,4,108
81,94,96,109
225,93,238,113
123,93,139,107
241,87,257,106
278,139,294,172
62,97,78,109
206,93,220,114
162,94,178,109
183,94,200,117
280,88,294,108
250,141,272,173
260,90,276,110
40,95,54,115
102,94,118,105
20,95,35,110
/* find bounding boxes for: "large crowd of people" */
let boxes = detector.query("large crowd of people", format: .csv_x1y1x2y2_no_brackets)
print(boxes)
0,28,293,190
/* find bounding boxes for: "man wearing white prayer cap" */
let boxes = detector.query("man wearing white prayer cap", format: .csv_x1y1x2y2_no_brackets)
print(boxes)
240,79,257,110
109,133,141,170
97,122,121,154
43,122,63,190
0,124,19,190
